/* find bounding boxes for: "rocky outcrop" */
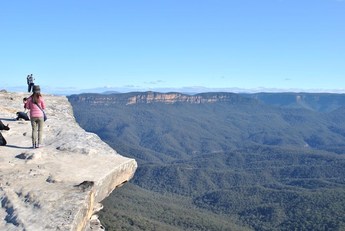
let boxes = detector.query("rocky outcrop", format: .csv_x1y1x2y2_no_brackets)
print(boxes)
0,92,137,231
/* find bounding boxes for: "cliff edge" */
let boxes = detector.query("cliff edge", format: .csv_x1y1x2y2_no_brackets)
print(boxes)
0,91,137,231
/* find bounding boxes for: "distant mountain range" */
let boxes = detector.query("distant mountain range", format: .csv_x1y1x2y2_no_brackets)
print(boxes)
4,85,345,95
242,92,345,112
68,91,345,109
68,92,345,231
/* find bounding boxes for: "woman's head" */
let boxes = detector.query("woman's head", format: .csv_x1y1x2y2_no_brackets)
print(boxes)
33,85,41,94
31,85,42,103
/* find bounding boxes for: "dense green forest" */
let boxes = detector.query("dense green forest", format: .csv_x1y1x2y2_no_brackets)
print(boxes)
68,92,345,230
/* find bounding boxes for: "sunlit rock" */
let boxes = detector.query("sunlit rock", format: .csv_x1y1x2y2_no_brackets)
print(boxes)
0,91,137,231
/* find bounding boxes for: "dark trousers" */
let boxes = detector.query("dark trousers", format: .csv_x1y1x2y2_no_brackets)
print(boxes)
28,83,34,92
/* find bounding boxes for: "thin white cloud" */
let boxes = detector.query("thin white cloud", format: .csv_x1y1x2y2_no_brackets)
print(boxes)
123,85,141,88
144,80,164,85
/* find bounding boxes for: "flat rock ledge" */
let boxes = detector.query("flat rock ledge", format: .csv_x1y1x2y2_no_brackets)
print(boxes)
0,91,137,231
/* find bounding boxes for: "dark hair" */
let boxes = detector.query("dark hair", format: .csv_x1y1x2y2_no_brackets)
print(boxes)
31,92,42,104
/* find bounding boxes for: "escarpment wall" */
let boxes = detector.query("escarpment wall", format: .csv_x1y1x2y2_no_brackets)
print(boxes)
0,91,137,231
68,91,256,106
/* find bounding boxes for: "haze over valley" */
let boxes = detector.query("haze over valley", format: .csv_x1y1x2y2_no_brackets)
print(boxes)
69,91,345,230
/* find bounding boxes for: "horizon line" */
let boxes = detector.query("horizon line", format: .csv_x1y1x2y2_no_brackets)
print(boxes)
2,85,345,95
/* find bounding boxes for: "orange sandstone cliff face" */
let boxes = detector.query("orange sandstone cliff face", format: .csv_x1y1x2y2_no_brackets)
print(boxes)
70,92,252,105
127,92,247,104
126,92,225,104
0,92,137,231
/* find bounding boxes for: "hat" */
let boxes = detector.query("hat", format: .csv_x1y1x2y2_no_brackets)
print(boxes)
33,85,41,93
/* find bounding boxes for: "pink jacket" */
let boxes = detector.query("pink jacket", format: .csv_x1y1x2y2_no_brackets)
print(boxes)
25,96,46,118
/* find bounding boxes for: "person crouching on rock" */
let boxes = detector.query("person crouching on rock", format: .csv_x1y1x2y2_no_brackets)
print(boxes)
25,85,46,148
16,97,30,121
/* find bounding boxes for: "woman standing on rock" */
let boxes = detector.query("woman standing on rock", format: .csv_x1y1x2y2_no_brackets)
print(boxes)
25,85,46,148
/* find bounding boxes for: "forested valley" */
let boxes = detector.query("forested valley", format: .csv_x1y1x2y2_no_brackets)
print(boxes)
68,92,345,231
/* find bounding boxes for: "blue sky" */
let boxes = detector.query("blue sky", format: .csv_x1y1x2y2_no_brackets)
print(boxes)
1,0,344,94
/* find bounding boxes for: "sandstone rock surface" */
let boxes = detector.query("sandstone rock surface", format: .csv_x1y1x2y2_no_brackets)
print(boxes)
0,91,137,231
